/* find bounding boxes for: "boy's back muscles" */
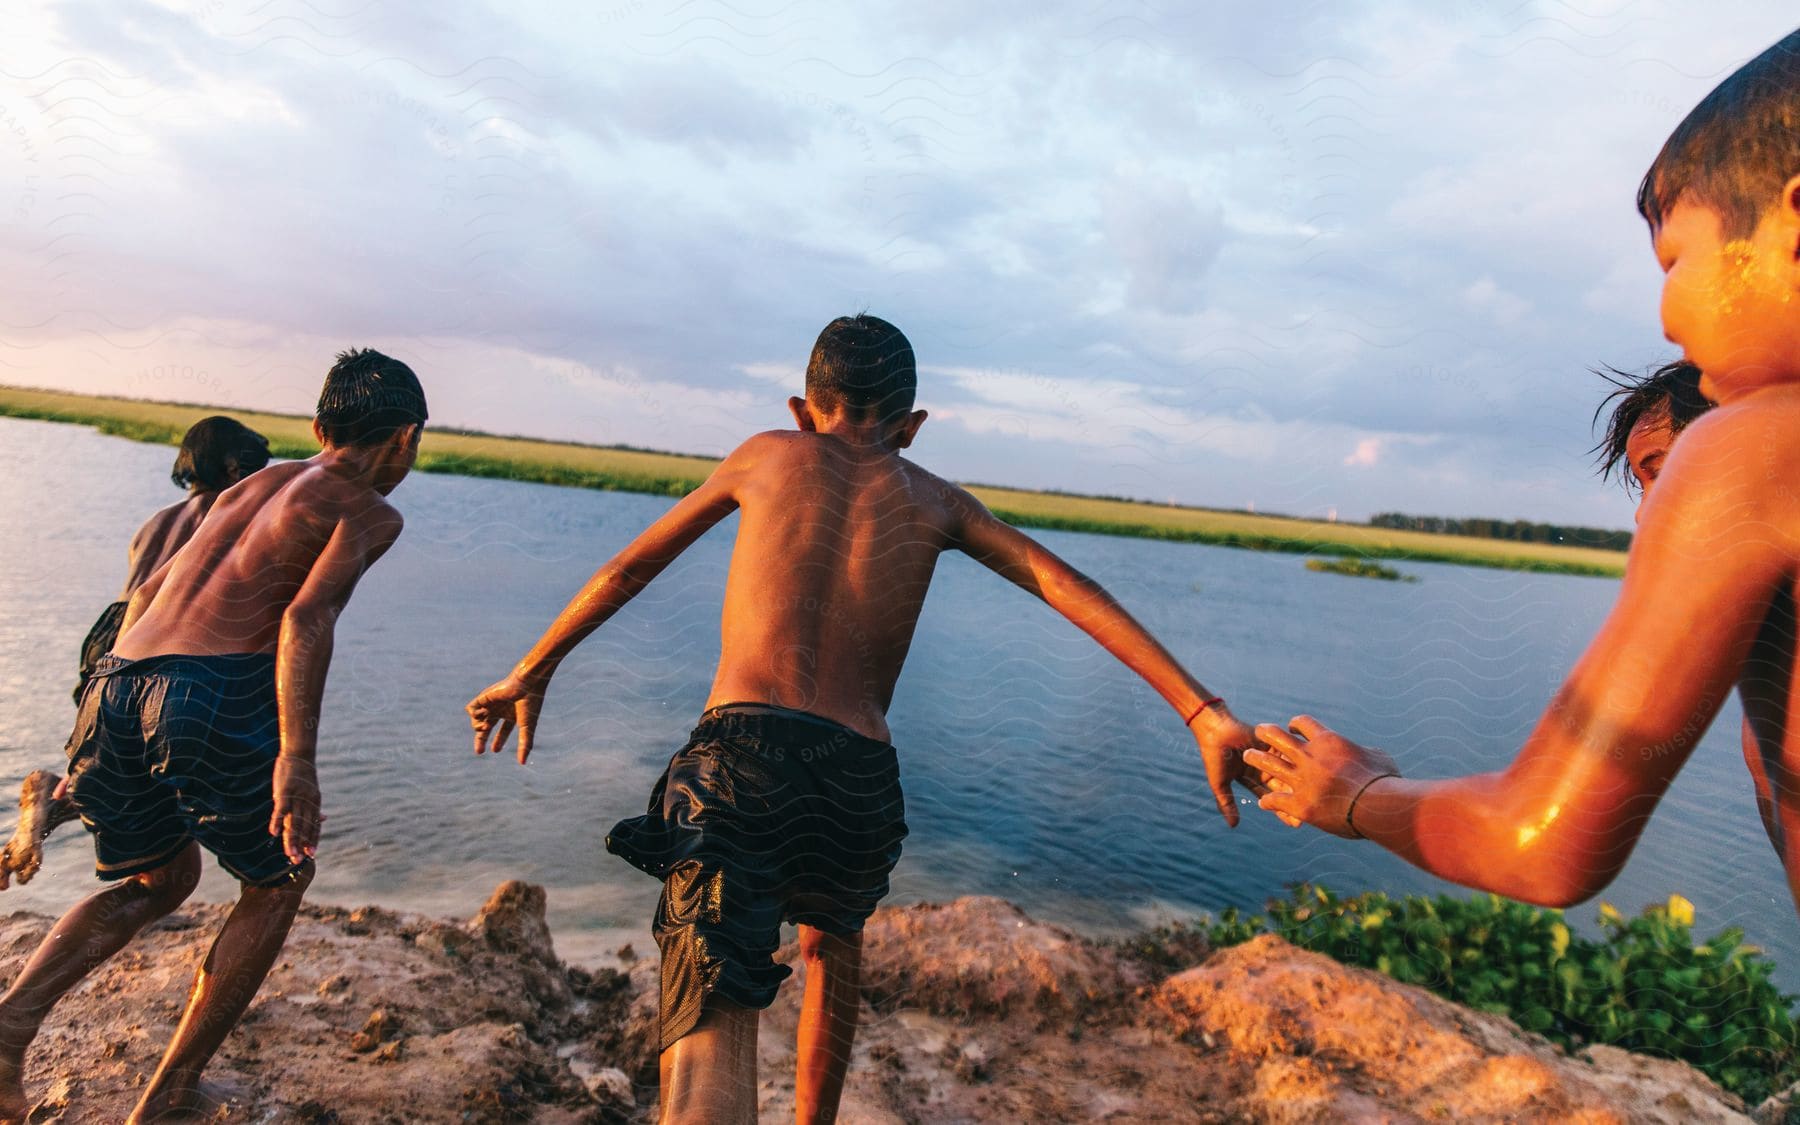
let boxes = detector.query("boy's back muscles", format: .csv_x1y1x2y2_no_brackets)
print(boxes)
709,431,963,742
113,460,403,661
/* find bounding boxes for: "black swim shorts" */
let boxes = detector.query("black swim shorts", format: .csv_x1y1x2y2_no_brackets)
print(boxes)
606,703,909,1050
65,652,305,888
73,600,129,705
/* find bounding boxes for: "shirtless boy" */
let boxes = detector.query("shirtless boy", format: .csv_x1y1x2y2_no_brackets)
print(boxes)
0,350,424,1123
1246,29,1800,915
77,415,275,702
467,315,1256,1124
2,416,274,891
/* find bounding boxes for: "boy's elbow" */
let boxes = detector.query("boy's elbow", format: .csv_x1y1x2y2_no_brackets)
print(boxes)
281,601,341,642
1488,836,1621,910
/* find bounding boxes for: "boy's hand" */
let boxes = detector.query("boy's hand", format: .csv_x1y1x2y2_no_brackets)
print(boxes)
1190,706,1257,827
1245,716,1400,838
468,676,544,764
270,755,322,864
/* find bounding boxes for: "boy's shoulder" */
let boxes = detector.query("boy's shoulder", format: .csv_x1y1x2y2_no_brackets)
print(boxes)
1649,386,1800,543
231,459,401,531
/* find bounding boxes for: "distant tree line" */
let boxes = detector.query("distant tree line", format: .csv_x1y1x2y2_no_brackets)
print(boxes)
1367,513,1632,552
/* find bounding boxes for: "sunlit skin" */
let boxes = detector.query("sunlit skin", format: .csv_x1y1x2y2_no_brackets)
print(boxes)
0,420,415,1125
1245,175,1800,914
467,396,1257,1125
120,474,243,599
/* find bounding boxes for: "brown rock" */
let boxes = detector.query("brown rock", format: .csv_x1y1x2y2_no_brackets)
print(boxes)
858,896,1147,1021
1155,934,1749,1124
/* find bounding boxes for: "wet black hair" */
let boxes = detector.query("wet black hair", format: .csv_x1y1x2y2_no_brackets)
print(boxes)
1590,360,1711,494
1638,28,1800,237
316,348,428,448
170,415,271,491
805,314,917,421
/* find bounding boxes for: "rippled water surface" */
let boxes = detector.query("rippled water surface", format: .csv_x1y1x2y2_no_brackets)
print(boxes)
0,417,1790,983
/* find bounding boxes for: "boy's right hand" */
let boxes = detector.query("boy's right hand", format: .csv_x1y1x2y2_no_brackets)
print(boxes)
1190,706,1257,827
467,675,544,764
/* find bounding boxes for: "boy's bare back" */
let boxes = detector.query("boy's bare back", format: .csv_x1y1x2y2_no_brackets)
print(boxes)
114,460,402,661
121,495,217,598
708,430,963,742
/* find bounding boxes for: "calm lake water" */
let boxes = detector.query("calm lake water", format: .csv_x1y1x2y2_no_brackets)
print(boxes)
0,416,1792,986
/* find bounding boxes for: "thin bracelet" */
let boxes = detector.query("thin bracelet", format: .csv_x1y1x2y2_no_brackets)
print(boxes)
1183,696,1225,726
1345,771,1399,840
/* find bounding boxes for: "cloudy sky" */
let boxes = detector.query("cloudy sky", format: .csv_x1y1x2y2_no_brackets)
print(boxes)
1,1,1793,525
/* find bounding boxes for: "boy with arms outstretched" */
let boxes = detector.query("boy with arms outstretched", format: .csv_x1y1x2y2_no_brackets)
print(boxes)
1247,30,1800,916
467,315,1256,1124
0,350,426,1123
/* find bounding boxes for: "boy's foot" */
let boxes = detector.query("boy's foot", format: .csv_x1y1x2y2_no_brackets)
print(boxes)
0,1002,38,1123
126,1076,228,1124
0,772,68,890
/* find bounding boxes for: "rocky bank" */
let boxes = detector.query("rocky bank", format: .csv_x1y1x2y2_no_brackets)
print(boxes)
0,883,1773,1123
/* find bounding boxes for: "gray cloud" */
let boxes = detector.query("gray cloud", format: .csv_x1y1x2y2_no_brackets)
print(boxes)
3,0,1796,526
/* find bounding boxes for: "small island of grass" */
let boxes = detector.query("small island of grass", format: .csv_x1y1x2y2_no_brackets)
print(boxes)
1306,556,1418,582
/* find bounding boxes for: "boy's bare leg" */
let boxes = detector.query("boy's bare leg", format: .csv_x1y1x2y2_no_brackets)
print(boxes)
0,843,203,1119
794,926,861,1125
659,1002,759,1125
126,864,312,1124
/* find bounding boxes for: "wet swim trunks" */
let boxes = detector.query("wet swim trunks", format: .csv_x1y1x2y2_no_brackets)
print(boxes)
64,652,304,887
73,600,129,704
607,703,908,1050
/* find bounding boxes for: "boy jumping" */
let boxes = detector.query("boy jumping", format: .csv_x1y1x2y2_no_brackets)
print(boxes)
2,415,274,890
0,349,425,1123
1246,29,1800,917
467,315,1256,1124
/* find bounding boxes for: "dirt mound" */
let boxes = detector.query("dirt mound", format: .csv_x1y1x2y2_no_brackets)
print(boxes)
0,887,1750,1122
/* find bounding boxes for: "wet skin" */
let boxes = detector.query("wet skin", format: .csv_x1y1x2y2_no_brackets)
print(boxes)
468,397,1257,1124
1246,184,1800,914
0,423,413,1123
121,484,231,599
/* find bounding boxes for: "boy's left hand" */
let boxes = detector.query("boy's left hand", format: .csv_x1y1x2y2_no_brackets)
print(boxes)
270,755,322,864
1190,707,1257,827
467,675,545,764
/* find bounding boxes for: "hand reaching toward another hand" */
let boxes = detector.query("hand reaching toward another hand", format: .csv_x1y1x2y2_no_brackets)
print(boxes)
1244,716,1401,839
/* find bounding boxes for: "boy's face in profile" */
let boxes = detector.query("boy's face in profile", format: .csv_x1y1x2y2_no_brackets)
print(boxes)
1625,412,1675,517
1653,185,1800,400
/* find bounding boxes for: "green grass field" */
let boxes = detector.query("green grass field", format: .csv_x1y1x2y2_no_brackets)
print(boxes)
0,385,1628,578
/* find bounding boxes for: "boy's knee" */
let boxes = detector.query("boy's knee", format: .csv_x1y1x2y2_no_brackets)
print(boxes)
798,926,861,967
130,845,202,908
243,859,314,899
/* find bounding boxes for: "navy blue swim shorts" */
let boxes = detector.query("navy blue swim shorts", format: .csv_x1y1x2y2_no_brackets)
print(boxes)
65,652,304,888
606,703,908,1050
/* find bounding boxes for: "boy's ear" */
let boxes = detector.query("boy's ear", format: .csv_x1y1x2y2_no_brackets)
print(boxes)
311,418,327,447
894,408,928,450
1784,174,1800,260
788,396,817,432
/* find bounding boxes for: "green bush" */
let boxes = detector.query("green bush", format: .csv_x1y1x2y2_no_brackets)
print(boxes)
1127,885,1799,1104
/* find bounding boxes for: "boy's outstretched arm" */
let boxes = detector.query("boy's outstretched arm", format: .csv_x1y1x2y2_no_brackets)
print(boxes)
947,486,1255,826
273,503,405,865
1246,411,1790,906
466,446,750,763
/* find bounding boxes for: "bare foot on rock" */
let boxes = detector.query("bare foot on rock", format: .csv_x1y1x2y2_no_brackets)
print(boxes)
0,772,73,891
